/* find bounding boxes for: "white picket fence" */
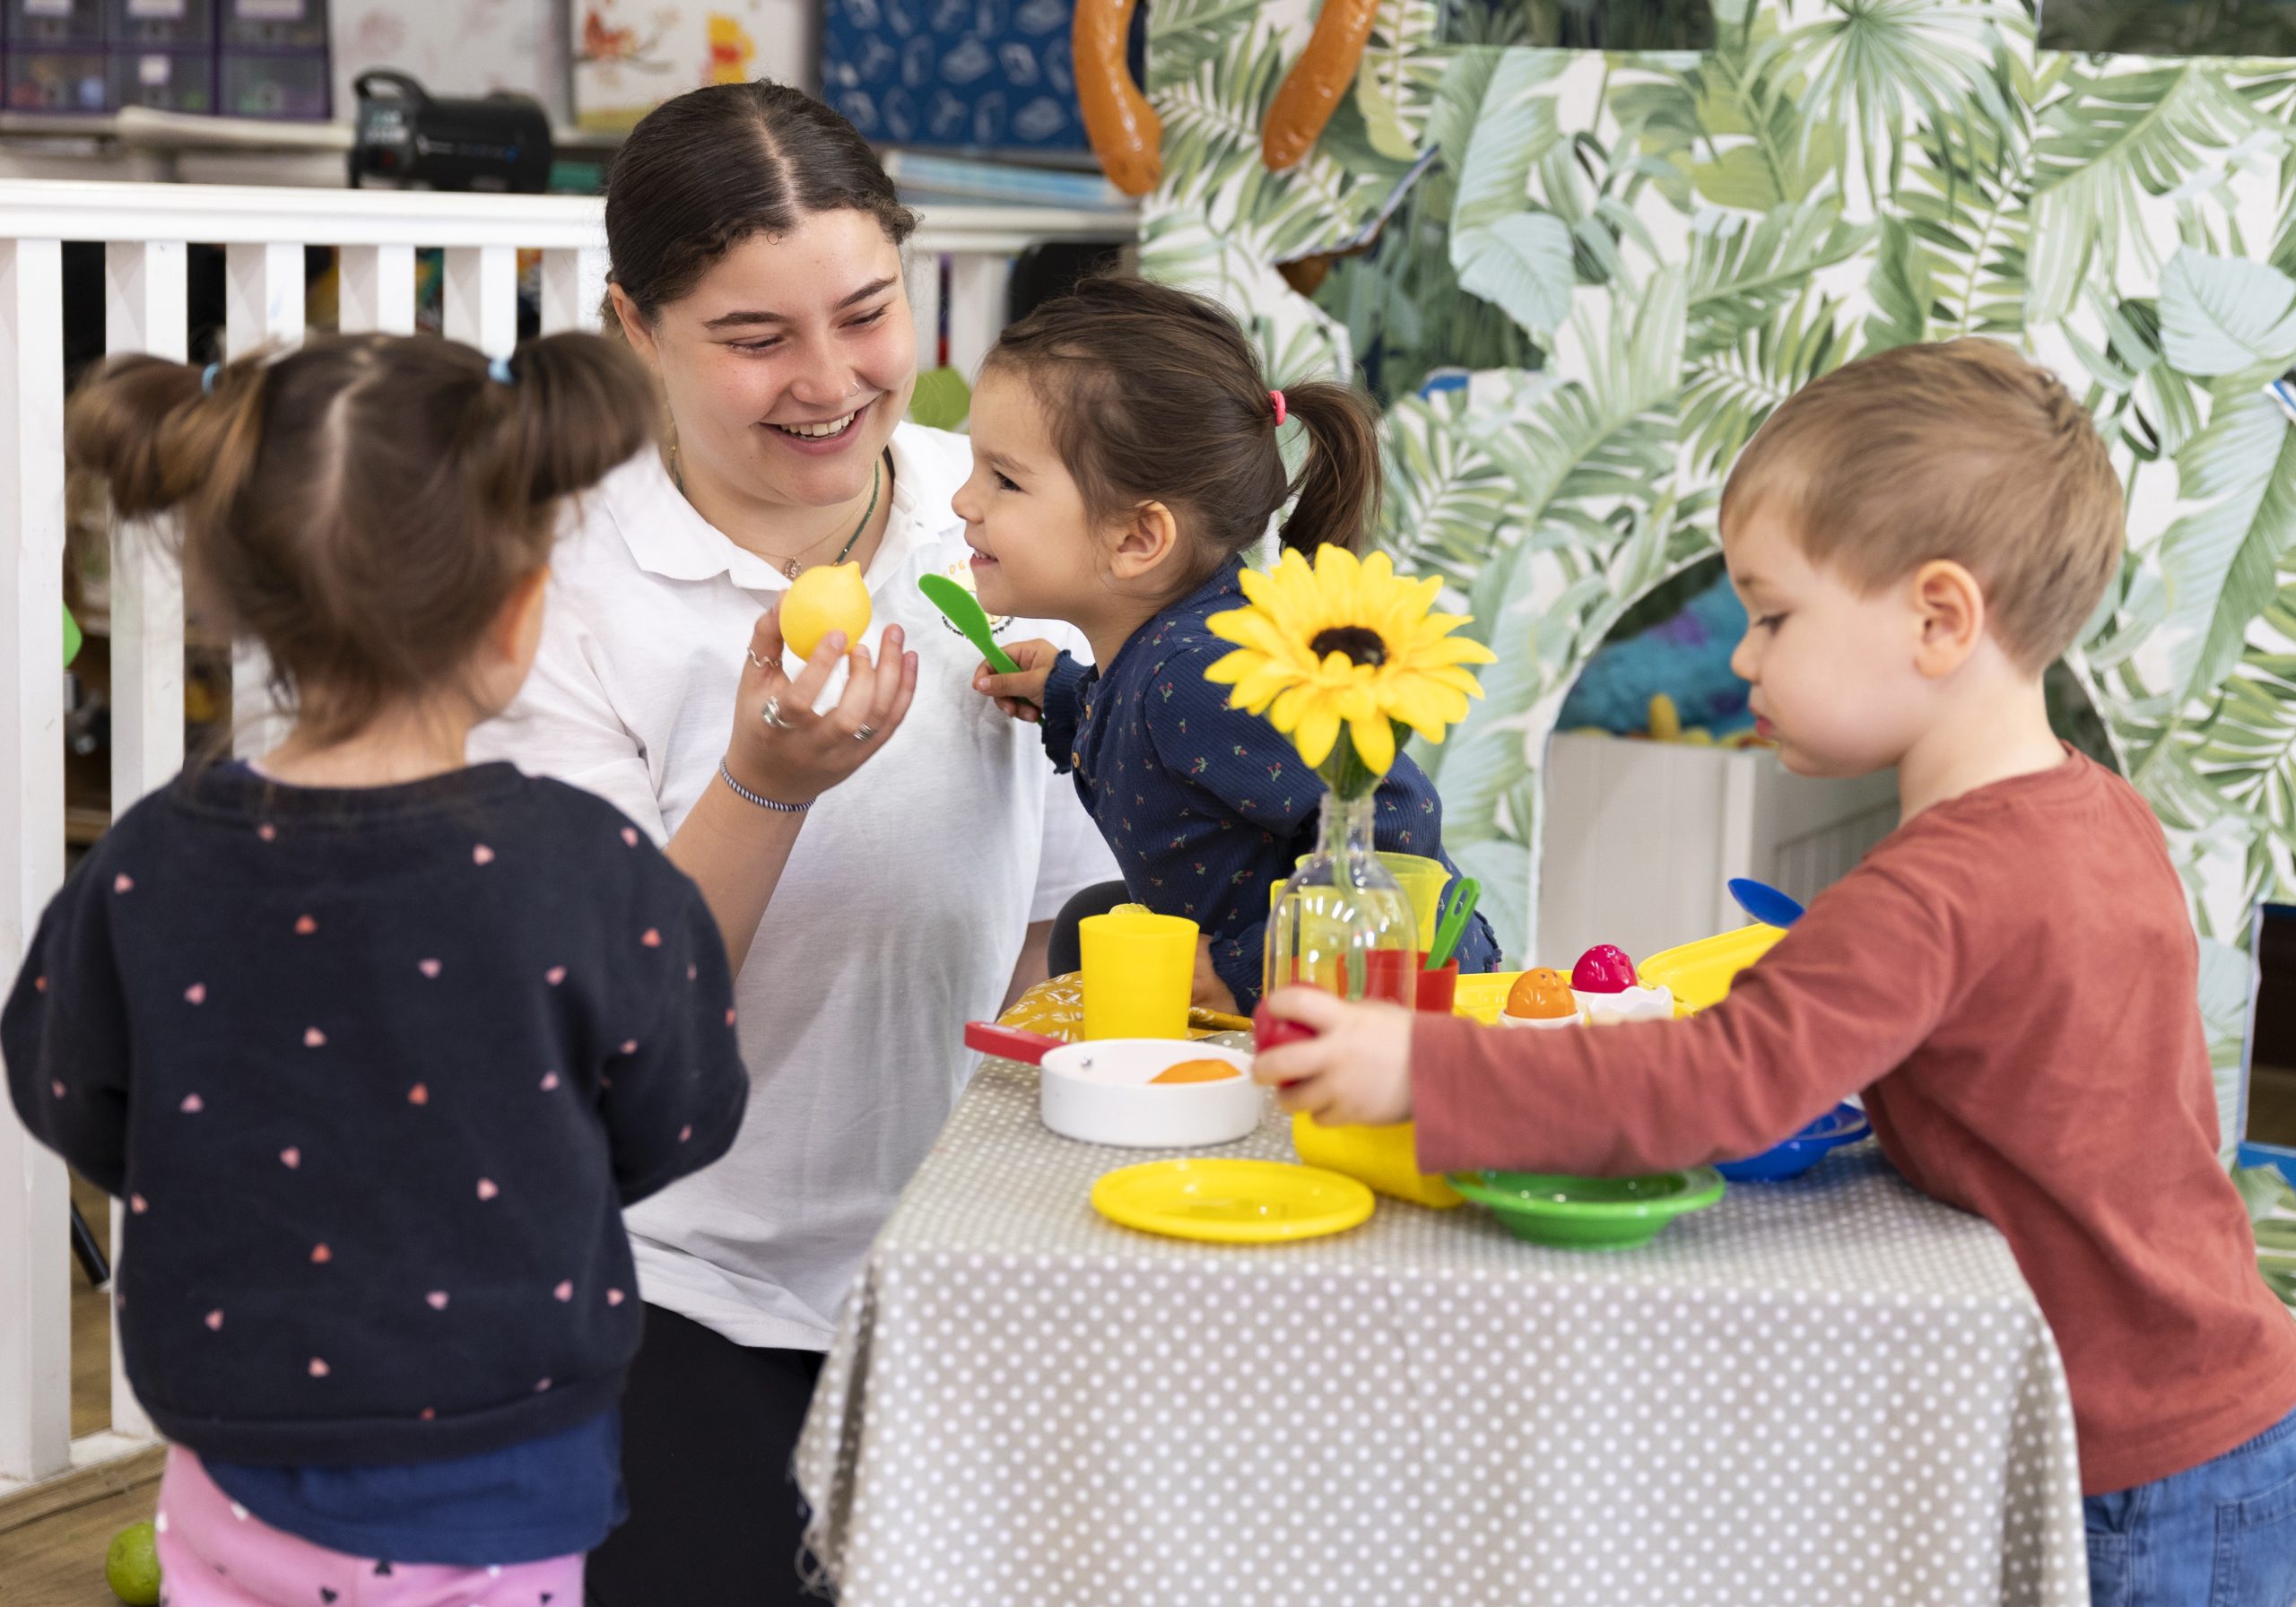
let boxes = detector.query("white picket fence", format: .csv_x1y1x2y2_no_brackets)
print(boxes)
0,177,1131,1493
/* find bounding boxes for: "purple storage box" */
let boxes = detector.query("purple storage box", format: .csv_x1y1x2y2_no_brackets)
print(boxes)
8,48,109,109
218,46,324,117
110,43,210,110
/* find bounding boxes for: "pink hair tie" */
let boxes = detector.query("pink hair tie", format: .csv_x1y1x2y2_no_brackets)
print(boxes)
1270,388,1287,426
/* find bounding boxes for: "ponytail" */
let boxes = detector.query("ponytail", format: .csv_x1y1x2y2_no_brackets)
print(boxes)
67,352,269,532
65,330,656,747
1271,378,1380,558
466,333,657,525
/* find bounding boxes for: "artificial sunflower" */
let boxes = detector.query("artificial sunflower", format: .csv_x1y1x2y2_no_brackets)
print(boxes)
1205,545,1496,795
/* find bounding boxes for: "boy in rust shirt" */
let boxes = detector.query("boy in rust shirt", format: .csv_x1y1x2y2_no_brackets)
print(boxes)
1256,340,2296,1605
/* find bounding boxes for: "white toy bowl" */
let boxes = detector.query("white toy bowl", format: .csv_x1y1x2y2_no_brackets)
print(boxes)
1038,1039,1262,1149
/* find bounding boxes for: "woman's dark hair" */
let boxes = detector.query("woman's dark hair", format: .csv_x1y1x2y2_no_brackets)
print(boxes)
604,81,919,328
66,332,656,744
982,276,1381,587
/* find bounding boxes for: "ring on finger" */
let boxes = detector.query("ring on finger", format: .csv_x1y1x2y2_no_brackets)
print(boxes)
854,725,878,743
761,694,793,730
746,648,769,671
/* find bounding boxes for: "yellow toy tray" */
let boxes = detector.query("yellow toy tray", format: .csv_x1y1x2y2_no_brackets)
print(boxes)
1091,1158,1375,1244
1453,970,1520,1026
1638,924,1783,1012
1450,924,1784,1024
998,973,1250,1044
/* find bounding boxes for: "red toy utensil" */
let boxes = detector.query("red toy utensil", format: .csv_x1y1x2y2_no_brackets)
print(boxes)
962,1022,1065,1064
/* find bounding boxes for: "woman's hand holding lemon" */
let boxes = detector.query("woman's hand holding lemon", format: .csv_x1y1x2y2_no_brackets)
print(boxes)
725,598,918,808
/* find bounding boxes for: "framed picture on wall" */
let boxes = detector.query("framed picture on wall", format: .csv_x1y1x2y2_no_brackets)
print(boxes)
820,0,1144,159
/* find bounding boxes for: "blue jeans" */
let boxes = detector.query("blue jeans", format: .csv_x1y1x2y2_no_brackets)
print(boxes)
2086,1404,2296,1607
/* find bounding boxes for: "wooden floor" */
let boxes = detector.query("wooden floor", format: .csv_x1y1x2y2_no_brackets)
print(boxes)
0,1178,160,1607
0,1471,160,1607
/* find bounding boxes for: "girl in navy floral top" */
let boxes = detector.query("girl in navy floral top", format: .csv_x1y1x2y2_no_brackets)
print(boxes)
953,277,1500,1009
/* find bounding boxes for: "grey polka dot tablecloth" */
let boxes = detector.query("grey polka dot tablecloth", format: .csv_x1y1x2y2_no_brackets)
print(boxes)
796,1057,2088,1606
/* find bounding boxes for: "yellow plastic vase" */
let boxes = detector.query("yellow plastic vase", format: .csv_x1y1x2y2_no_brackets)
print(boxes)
781,561,872,660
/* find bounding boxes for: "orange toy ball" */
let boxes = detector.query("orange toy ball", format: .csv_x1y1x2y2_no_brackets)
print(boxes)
1151,1058,1244,1084
1504,968,1578,1021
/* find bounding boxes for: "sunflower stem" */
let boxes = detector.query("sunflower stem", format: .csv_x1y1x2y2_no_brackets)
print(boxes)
1314,720,1409,801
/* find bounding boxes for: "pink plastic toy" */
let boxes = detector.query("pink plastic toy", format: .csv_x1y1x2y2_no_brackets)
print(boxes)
1571,945,1639,994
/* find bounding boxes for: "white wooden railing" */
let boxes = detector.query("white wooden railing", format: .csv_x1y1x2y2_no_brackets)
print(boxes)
0,178,1132,1491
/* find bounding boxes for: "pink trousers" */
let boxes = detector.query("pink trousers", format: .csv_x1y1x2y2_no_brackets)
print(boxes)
153,1446,586,1607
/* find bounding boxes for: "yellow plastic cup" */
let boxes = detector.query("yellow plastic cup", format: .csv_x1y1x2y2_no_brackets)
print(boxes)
1280,851,1452,951
1080,910,1198,1040
1378,853,1452,951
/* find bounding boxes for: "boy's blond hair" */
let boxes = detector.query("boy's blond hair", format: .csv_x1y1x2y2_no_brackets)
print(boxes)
1718,338,2125,672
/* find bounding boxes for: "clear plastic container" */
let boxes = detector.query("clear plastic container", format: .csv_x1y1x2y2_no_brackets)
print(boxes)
110,46,208,111
8,48,109,109
219,48,326,118
7,0,105,46
219,0,319,50
106,0,209,49
1264,794,1417,1005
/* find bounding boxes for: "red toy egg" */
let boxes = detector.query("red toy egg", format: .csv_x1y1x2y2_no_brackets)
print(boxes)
1570,944,1639,994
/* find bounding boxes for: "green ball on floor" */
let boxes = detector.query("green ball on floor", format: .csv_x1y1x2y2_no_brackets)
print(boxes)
105,1519,160,1606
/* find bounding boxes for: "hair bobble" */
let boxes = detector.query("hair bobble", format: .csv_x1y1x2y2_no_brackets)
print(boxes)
489,355,516,386
201,362,221,395
1269,388,1287,426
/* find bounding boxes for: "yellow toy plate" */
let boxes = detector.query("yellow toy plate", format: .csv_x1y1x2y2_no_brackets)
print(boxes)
1091,1158,1376,1244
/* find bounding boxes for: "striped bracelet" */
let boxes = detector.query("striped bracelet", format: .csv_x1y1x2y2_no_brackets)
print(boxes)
718,758,811,814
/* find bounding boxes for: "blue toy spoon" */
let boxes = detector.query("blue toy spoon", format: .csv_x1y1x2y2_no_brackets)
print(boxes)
1726,877,1805,929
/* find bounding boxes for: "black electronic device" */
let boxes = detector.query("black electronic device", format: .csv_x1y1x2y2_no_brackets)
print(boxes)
351,71,552,194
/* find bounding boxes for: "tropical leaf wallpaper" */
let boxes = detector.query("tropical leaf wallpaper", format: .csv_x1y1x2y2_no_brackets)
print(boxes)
1136,0,2296,1178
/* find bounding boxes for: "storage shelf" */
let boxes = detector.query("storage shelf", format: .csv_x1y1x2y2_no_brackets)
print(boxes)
0,105,624,157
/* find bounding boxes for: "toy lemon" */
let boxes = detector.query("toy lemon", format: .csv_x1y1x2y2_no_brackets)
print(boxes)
781,562,871,660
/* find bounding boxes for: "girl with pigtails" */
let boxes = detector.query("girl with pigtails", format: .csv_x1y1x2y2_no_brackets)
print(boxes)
4,330,909,1603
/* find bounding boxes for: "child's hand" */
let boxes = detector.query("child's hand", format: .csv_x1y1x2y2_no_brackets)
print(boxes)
973,638,1058,723
1250,986,1415,1126
1192,937,1240,1016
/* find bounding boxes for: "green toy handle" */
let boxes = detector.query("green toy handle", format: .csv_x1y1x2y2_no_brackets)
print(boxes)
918,574,1022,675
1427,877,1481,971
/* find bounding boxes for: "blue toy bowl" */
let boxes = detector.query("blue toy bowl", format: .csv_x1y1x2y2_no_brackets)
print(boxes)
1717,1103,1870,1182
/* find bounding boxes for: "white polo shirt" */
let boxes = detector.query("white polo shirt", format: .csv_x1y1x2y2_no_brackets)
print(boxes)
470,422,1115,1351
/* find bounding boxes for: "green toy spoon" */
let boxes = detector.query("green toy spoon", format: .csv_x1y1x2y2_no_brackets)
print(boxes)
1426,877,1482,970
918,574,1022,675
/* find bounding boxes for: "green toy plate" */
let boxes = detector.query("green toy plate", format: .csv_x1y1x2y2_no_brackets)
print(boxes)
1448,1167,1726,1251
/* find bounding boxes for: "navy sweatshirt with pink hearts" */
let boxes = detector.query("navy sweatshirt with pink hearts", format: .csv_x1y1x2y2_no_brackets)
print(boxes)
2,761,749,1468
